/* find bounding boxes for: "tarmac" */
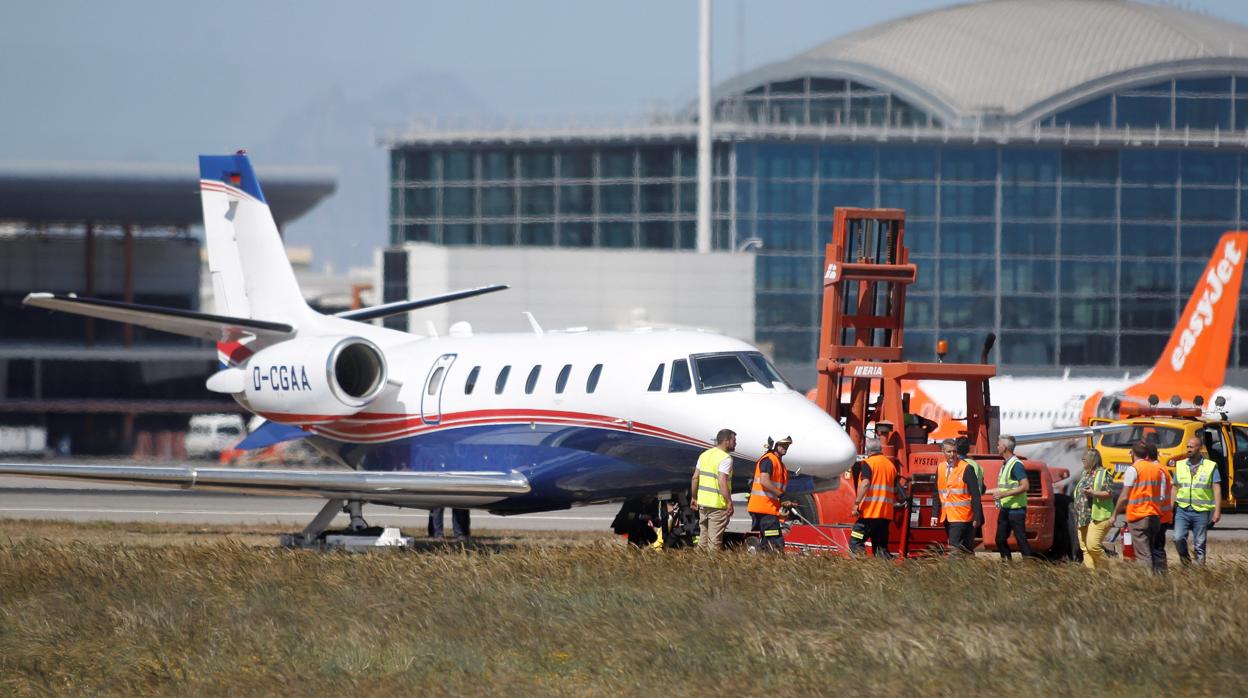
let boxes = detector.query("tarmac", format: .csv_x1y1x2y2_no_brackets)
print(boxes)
0,473,758,533
2,467,1247,539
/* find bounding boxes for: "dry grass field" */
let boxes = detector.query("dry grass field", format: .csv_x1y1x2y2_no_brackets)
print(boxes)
2,519,1247,696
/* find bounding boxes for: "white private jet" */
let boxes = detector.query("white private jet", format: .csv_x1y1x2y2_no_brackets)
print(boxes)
1,152,858,541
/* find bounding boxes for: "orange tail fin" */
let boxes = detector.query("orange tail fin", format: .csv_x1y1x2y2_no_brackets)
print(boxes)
1127,232,1248,402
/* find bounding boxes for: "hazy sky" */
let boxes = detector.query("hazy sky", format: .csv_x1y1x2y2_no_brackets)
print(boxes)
6,1,1248,269
6,0,1248,162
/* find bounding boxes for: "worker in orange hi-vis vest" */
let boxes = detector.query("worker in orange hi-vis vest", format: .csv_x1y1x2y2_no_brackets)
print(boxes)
1113,441,1166,573
1147,442,1172,572
934,437,984,555
850,437,899,560
747,436,795,552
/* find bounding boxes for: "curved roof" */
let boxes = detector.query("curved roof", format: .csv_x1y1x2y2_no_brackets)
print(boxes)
0,161,336,227
716,0,1248,126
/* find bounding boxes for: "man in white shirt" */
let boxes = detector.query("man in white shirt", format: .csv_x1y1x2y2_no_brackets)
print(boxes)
690,428,737,550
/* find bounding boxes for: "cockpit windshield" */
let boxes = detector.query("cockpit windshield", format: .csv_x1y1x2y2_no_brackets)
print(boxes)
691,352,792,393
743,352,791,389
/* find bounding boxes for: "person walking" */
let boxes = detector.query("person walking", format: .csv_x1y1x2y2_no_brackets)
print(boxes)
850,437,898,559
1074,450,1114,569
1113,441,1165,572
690,428,736,551
1172,436,1223,565
1147,443,1171,572
992,435,1034,560
935,438,983,555
747,435,794,552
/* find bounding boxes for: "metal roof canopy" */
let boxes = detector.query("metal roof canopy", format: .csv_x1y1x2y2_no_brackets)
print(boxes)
0,161,336,227
716,0,1248,129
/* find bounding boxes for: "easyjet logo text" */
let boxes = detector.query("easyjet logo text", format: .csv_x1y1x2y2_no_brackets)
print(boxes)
1171,239,1244,372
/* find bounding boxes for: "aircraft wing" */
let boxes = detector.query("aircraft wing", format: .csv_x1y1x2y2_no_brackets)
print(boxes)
335,284,508,322
0,463,531,501
23,293,293,342
1012,422,1133,446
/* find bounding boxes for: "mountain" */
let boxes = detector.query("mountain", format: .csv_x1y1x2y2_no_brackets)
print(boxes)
255,73,495,271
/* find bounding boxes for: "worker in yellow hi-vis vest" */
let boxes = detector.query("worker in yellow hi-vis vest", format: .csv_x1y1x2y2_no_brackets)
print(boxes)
1172,436,1222,565
690,428,737,551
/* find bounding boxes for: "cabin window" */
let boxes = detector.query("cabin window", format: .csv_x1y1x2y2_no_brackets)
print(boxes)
647,364,665,391
669,359,691,392
495,365,511,394
427,367,445,396
526,365,542,394
587,364,603,393
555,364,572,393
464,366,481,394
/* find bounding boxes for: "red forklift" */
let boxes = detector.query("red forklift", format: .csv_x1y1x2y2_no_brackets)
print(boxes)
785,208,1072,558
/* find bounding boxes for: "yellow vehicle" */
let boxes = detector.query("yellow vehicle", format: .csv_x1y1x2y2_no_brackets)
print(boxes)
1089,397,1248,511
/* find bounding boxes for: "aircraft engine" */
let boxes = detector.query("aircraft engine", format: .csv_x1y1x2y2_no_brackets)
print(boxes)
236,336,388,423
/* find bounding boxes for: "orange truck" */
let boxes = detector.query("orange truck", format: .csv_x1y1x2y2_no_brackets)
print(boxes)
785,208,1076,558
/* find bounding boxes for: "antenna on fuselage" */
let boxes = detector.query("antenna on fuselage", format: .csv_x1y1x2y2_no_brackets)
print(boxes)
523,312,544,336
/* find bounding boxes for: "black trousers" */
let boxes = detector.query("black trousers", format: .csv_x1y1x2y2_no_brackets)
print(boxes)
849,517,892,559
995,508,1033,559
1150,521,1171,572
945,521,975,553
750,513,784,552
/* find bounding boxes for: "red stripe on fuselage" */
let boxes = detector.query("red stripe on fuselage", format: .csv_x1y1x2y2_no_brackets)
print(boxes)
256,408,709,448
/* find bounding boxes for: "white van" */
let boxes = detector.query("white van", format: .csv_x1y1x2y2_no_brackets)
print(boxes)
186,414,246,459
0,425,47,456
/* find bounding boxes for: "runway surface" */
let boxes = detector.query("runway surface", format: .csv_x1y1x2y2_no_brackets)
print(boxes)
0,473,755,533
3,470,1247,539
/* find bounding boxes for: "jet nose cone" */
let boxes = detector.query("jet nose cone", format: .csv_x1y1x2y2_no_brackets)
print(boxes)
781,402,859,479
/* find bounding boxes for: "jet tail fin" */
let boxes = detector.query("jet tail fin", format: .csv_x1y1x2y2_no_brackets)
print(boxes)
198,153,311,325
1128,231,1248,402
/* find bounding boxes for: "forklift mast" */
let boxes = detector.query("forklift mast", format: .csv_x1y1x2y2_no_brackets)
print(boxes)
813,208,996,461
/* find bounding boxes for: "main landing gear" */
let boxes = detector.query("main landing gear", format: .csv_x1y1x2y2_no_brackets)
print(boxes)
280,498,415,551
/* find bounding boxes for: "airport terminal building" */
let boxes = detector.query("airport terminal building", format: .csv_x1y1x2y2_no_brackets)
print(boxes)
0,162,334,454
384,0,1248,388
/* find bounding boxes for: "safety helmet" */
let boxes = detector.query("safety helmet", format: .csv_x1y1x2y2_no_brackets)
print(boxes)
765,435,794,451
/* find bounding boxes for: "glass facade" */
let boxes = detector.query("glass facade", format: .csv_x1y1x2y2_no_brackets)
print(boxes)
714,76,938,128
1049,77,1247,132
389,72,1248,386
390,144,733,252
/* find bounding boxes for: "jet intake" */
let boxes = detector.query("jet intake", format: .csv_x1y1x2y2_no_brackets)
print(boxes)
237,336,388,423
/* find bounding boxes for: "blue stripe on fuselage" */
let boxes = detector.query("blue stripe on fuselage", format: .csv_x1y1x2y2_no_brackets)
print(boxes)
335,422,752,514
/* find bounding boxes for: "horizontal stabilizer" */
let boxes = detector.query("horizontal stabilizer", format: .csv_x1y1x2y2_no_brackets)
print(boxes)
23,293,294,342
336,284,508,322
0,463,531,499
234,421,310,450
1013,422,1132,446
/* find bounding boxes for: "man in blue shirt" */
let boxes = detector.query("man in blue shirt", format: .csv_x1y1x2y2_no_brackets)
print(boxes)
1172,436,1222,565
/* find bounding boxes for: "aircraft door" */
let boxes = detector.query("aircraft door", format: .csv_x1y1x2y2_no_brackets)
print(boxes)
422,353,457,425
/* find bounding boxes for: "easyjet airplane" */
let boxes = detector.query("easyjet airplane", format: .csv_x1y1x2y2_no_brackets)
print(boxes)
0,152,859,541
908,231,1248,447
